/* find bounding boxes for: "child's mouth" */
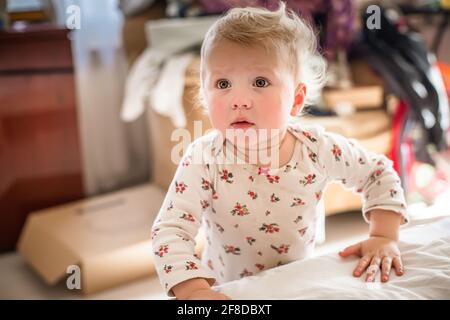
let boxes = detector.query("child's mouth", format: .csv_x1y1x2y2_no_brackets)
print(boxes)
230,120,255,129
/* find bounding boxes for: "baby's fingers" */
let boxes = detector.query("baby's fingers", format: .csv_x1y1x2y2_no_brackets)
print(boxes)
381,256,392,282
392,255,404,276
365,256,381,282
353,255,371,277
339,243,362,258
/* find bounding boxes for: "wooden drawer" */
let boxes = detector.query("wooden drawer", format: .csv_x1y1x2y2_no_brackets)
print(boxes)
0,27,73,72
0,73,76,116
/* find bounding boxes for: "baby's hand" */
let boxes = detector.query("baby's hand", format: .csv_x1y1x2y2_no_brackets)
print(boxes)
184,288,232,300
338,236,404,282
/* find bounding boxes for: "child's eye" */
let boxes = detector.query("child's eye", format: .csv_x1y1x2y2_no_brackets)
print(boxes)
254,77,270,88
216,79,231,89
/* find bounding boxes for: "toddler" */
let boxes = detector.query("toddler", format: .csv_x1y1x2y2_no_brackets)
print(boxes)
151,2,408,300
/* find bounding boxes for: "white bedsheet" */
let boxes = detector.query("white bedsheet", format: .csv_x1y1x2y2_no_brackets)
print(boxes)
213,216,450,299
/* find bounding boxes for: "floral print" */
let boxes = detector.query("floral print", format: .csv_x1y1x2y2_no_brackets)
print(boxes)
151,124,408,297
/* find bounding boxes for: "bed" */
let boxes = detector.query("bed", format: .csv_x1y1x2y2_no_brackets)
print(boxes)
213,215,450,300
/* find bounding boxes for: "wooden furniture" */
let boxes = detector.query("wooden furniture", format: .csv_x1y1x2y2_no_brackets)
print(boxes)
0,25,84,252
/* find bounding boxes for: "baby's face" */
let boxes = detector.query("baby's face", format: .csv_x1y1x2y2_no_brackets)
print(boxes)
202,39,304,140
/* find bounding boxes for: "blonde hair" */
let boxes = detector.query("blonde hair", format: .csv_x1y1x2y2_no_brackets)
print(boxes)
198,1,327,110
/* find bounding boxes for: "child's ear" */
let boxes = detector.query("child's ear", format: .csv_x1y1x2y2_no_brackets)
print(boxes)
290,83,307,116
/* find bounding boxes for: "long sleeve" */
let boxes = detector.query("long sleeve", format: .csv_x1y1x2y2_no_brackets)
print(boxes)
151,142,217,297
315,128,409,224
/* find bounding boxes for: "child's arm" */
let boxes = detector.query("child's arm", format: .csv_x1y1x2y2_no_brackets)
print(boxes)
151,142,218,298
339,209,404,282
368,208,402,241
310,126,408,282
172,278,231,300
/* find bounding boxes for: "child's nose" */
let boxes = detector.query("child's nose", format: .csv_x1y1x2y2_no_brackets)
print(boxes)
232,103,250,110
230,96,252,110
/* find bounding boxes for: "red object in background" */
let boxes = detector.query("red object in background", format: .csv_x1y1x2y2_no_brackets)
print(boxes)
389,63,450,202
437,62,450,96
389,100,415,187
0,26,85,252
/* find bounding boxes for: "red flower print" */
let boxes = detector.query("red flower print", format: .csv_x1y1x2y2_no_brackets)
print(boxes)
220,169,234,183
215,223,224,233
182,157,191,167
201,178,211,190
175,181,187,193
369,168,385,182
266,174,280,184
151,228,160,240
247,190,258,200
259,223,280,234
331,144,342,161
258,166,270,176
180,213,196,222
240,268,253,278
271,244,290,254
207,259,214,270
270,193,280,203
308,149,318,163
223,245,241,255
257,166,279,183
299,174,316,186
298,227,308,237
294,216,302,223
265,210,271,216
390,189,397,197
291,197,306,207
201,178,218,199
246,236,256,245
163,264,173,273
200,200,209,209
230,202,250,216
302,130,317,142
185,261,198,270
376,160,384,166
155,244,169,257
255,263,265,271
315,191,322,201
284,164,292,173
249,175,254,182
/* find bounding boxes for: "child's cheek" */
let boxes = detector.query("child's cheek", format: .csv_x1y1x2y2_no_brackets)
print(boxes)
208,94,229,132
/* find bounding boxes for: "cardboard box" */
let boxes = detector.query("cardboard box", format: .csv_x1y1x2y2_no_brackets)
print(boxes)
323,59,385,111
322,85,384,111
17,183,195,295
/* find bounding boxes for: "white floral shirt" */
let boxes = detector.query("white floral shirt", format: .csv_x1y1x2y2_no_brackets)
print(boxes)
151,123,408,297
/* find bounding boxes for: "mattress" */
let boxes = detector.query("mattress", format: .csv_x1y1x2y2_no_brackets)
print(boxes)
213,215,450,299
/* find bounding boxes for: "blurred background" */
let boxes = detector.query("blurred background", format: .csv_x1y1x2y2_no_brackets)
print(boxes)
0,0,449,299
